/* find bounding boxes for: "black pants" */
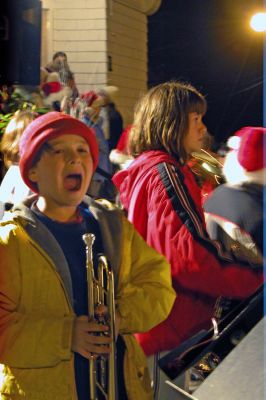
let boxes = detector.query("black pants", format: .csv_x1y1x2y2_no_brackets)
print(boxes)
116,335,128,400
75,335,127,400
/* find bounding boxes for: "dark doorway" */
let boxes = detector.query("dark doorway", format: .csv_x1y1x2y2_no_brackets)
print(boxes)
0,0,42,86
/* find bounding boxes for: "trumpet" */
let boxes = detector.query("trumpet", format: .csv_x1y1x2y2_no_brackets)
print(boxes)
82,233,117,400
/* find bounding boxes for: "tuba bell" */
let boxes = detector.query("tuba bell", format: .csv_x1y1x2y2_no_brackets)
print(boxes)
82,233,117,400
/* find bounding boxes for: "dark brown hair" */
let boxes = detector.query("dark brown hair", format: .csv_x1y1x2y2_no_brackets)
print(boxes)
129,81,207,163
52,51,67,61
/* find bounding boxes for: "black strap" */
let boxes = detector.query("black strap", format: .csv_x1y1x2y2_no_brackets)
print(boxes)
96,166,114,180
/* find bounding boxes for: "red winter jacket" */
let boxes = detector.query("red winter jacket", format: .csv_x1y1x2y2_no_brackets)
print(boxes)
113,150,263,356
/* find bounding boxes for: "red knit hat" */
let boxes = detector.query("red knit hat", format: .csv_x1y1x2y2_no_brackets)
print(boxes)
19,111,99,192
227,126,266,172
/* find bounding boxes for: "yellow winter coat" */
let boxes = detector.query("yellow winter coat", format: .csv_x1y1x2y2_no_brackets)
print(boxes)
0,197,175,399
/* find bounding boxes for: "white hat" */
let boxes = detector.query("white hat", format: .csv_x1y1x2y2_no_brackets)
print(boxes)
98,86,119,104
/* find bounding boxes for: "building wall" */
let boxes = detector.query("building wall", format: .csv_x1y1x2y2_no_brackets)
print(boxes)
107,1,147,124
41,0,161,125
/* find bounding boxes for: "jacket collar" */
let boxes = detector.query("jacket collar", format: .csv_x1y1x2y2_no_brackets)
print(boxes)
8,194,94,225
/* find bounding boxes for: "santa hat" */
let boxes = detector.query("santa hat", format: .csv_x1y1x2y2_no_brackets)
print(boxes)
227,127,265,172
19,112,99,192
41,72,64,98
80,91,105,108
224,126,266,185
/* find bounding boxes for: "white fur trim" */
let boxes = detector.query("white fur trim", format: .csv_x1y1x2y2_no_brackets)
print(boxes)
91,97,105,108
47,72,60,83
227,136,241,150
99,86,119,103
223,150,266,185
109,149,133,166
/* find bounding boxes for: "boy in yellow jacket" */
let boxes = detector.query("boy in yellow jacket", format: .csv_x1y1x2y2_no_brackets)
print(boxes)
0,112,175,399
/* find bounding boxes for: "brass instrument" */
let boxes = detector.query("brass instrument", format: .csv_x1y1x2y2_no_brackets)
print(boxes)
82,233,116,400
190,149,225,187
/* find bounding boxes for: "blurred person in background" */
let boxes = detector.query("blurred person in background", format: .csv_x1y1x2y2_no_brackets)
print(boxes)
45,51,79,100
204,126,265,267
79,91,114,200
0,110,37,206
97,86,123,153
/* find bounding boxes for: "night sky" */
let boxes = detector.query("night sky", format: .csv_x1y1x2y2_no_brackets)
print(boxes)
148,0,264,145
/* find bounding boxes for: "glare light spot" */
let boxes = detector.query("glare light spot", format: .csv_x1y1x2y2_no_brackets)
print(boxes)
250,13,266,32
202,162,212,172
0,364,4,389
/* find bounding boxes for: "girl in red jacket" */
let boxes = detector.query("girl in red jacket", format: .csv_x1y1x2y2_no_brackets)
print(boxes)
113,81,263,397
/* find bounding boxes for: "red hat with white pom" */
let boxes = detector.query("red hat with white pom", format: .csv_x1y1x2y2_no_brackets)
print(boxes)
227,126,266,172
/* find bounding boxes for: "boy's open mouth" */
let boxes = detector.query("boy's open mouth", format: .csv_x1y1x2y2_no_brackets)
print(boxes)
64,174,82,191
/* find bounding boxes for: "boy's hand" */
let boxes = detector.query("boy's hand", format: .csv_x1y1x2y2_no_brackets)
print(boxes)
71,315,112,359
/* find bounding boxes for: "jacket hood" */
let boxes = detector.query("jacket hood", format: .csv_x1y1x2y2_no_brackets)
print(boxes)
112,150,178,210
